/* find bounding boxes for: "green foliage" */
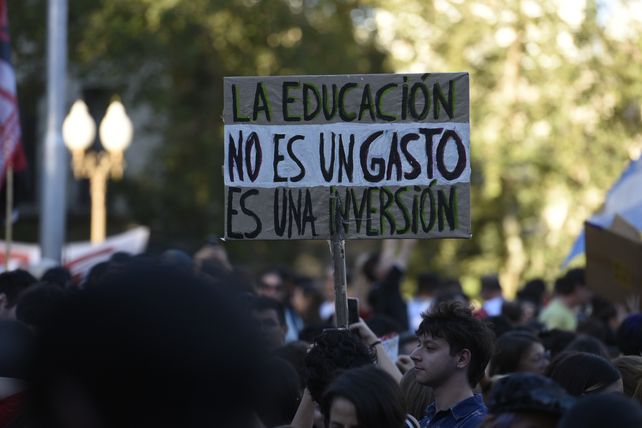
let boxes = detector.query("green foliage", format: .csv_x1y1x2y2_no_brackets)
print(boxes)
11,0,387,263
367,0,642,292
9,1,642,287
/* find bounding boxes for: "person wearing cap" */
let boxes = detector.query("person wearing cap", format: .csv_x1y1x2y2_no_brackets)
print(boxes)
480,373,575,428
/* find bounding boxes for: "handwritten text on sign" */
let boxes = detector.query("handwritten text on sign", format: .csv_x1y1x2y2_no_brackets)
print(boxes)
223,73,471,240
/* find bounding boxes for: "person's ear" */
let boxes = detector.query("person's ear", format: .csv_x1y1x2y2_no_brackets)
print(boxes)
456,348,471,369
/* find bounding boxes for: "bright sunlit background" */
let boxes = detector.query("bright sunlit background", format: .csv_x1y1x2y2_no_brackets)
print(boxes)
9,0,642,295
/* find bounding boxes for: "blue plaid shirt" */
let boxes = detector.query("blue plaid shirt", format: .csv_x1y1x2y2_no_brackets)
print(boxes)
419,394,487,428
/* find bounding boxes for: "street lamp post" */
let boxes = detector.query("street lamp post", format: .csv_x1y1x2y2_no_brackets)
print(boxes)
62,99,133,244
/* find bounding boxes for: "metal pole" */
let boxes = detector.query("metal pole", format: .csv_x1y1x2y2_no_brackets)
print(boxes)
39,0,68,262
4,166,12,270
89,158,108,243
331,191,349,328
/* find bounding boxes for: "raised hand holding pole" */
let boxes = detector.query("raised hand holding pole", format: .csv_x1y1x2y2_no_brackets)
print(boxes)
331,191,349,328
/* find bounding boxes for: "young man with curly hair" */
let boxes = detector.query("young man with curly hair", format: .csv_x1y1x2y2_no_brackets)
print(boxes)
411,300,495,428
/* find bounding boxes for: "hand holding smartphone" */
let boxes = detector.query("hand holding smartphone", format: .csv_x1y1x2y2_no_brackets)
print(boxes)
348,298,359,324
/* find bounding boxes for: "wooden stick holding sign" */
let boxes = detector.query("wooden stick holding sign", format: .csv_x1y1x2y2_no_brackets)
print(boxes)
331,193,349,328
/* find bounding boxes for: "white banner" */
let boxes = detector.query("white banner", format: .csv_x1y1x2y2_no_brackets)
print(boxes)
224,122,470,188
0,227,150,279
63,227,150,279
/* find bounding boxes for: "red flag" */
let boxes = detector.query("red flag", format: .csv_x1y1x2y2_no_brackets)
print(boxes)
0,0,26,186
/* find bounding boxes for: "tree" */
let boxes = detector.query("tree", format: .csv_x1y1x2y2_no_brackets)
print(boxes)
10,1,642,289
363,0,642,293
10,0,387,264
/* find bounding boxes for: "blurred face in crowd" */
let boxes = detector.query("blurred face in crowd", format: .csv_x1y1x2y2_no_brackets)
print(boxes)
0,307,14,320
411,333,465,387
520,301,537,323
252,308,286,351
480,289,501,301
258,273,286,303
565,284,591,308
518,342,549,374
0,295,15,320
576,286,592,306
291,287,310,316
328,397,358,428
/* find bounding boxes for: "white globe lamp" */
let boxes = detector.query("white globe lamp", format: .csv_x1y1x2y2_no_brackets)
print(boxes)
62,100,96,152
99,100,133,153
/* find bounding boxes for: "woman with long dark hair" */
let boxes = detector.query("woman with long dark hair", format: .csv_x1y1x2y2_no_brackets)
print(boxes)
546,351,622,396
321,365,412,428
489,331,549,376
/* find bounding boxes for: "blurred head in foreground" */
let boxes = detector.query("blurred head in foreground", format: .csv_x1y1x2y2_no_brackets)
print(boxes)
558,393,642,428
30,260,267,428
0,319,35,426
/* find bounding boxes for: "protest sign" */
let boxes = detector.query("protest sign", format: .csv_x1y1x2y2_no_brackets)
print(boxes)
223,73,471,240
585,218,642,303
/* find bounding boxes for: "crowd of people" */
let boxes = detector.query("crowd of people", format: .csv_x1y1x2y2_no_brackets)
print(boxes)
0,238,642,428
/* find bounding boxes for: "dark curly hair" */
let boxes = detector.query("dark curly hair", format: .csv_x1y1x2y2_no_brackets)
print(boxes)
416,300,495,387
488,373,575,416
304,328,375,403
